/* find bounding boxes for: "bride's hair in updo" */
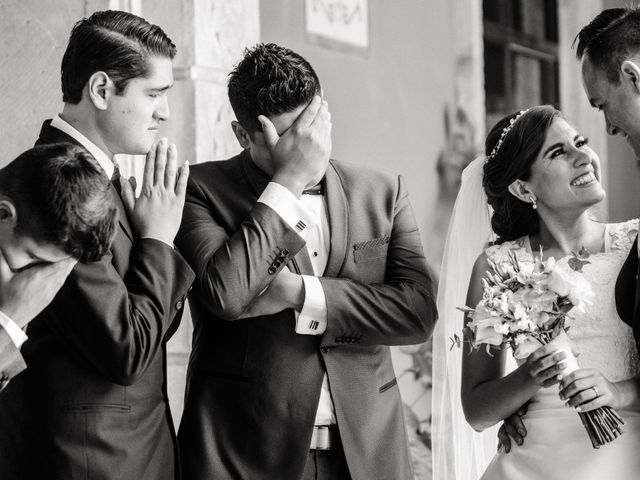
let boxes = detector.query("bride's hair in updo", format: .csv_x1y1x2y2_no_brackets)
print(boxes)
483,105,561,242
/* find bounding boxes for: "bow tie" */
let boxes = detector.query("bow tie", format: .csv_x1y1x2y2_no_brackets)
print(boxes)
302,183,324,195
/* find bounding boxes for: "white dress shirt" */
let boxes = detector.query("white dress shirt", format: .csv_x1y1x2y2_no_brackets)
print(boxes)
258,182,336,426
50,115,115,178
0,311,27,349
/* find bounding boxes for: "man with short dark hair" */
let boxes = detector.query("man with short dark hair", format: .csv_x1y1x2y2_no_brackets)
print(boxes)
577,4,640,419
0,10,195,480
177,43,437,480
0,142,117,389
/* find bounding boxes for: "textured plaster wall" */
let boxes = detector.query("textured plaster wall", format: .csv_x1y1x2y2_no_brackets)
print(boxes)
1,0,110,164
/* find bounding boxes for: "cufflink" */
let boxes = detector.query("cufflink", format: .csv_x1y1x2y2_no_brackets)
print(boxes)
175,300,184,310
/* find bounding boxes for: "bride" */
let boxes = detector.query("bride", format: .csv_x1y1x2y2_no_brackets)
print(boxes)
435,105,640,479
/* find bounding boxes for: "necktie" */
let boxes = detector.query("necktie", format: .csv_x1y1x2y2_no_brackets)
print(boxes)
111,165,122,196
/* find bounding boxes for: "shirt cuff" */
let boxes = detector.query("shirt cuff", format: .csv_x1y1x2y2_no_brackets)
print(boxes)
258,182,317,239
295,275,327,335
0,310,28,349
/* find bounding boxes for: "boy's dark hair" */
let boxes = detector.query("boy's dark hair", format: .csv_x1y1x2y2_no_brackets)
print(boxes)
228,43,321,134
575,7,640,83
0,143,118,263
62,10,176,104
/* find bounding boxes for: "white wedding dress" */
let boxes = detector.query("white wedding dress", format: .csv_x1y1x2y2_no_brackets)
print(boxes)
480,220,640,480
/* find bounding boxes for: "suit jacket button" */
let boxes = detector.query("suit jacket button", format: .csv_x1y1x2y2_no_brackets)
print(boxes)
268,266,277,275
273,260,281,268
282,248,290,256
175,300,184,310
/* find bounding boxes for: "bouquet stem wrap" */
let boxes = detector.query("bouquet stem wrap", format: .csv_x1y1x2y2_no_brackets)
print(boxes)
548,331,624,448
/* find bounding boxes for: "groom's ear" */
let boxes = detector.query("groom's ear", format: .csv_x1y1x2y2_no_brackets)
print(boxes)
508,180,535,204
620,60,640,93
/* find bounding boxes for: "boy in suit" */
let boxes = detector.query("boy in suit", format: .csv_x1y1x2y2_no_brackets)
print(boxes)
0,143,116,389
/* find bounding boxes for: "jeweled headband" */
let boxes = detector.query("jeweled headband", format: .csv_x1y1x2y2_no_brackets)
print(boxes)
486,109,531,162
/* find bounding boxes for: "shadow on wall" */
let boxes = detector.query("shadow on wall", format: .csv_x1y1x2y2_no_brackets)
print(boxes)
397,104,478,479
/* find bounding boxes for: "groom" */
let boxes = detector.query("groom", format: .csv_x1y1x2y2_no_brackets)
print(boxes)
577,10,640,353
176,43,437,479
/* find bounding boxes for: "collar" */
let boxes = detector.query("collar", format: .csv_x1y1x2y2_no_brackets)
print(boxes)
50,115,116,179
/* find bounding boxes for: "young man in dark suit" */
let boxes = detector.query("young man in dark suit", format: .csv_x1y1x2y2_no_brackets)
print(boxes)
0,11,195,480
0,143,117,390
177,43,437,480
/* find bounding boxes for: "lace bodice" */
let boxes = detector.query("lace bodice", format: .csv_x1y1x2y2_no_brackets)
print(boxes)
485,220,640,384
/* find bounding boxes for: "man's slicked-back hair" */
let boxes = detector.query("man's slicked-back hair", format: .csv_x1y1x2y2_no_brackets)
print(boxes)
0,143,118,263
228,43,321,133
575,7,640,84
62,9,176,104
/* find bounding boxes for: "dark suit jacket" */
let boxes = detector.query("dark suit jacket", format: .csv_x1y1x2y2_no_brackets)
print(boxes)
0,121,195,480
176,150,437,480
616,236,640,344
0,329,26,390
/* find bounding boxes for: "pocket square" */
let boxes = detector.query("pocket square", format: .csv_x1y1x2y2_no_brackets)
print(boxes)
353,236,390,263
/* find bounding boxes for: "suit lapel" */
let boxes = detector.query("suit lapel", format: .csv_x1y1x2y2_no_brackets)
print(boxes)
36,120,135,243
633,236,640,341
323,162,348,277
291,248,314,275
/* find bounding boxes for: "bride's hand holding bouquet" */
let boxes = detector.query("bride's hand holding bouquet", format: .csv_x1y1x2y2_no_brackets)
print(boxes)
457,248,624,448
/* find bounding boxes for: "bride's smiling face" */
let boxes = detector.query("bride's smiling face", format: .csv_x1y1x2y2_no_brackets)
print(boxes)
524,117,605,213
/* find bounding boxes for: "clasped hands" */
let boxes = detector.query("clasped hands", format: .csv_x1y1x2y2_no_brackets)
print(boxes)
498,342,620,452
120,138,190,246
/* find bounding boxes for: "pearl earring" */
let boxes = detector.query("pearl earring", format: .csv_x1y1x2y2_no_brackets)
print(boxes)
531,197,537,210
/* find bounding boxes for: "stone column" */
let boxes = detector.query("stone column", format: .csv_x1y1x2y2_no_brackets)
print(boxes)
0,0,110,163
130,0,260,427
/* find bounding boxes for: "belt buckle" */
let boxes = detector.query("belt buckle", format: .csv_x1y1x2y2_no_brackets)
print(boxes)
311,425,337,450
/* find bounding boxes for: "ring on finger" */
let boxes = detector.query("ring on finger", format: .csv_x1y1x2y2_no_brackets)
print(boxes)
591,386,599,398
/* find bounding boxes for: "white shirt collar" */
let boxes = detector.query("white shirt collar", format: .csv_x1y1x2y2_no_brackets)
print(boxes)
50,115,116,179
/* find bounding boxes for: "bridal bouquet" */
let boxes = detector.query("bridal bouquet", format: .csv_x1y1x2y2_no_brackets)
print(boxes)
454,247,624,448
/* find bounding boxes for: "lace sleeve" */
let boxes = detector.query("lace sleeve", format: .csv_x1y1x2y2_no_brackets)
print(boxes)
484,237,531,265
608,219,639,255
